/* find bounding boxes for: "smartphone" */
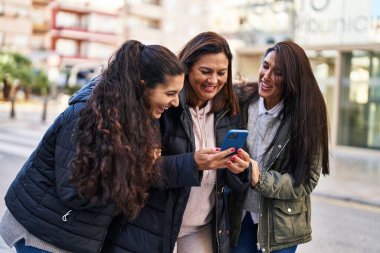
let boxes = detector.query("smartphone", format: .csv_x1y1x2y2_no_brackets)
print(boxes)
220,129,248,153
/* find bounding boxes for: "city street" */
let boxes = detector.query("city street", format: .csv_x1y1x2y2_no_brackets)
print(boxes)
0,98,380,253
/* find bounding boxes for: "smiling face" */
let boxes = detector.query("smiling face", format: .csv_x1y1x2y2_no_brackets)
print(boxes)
188,52,229,108
148,74,184,119
258,51,284,110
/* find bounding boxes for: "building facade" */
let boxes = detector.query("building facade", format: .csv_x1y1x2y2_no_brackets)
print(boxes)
50,0,123,68
0,0,33,54
123,0,215,52
233,0,380,155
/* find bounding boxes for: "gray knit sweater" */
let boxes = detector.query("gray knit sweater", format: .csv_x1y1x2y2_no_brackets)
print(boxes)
0,209,72,253
243,97,283,223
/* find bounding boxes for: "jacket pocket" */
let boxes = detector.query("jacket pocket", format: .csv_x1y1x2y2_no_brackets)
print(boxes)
272,199,310,243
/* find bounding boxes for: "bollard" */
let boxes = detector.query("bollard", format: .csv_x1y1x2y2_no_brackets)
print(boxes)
42,96,48,122
10,97,16,118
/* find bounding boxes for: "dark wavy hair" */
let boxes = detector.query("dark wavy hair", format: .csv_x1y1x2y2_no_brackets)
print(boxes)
178,31,239,115
266,41,330,186
70,40,184,219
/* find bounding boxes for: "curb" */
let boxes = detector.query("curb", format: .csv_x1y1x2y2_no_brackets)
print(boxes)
314,192,380,208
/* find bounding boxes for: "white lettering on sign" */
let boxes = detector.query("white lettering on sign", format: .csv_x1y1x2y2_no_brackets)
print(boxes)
294,0,380,44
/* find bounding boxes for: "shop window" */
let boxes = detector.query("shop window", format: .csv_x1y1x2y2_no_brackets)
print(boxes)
338,51,380,149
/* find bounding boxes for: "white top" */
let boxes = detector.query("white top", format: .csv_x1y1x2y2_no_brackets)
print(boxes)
178,101,217,237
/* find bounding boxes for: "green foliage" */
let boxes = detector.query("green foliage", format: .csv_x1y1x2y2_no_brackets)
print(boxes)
0,52,49,96
32,70,49,95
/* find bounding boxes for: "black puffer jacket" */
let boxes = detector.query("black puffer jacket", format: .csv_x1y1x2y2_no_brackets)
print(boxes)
102,90,251,253
4,77,116,253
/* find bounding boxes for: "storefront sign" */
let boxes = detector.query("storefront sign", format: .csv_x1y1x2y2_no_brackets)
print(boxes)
295,0,380,44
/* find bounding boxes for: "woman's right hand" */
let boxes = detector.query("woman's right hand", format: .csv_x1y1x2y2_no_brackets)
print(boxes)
194,147,236,170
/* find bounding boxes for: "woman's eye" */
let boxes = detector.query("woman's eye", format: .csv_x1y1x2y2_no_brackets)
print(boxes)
218,72,226,76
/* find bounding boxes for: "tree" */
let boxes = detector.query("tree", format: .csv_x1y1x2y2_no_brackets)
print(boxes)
0,52,49,100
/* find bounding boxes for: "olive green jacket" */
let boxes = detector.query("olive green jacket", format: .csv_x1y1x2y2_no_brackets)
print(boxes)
229,94,322,253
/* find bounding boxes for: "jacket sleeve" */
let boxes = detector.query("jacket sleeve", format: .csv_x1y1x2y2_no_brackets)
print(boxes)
225,163,252,192
162,152,202,188
255,157,322,200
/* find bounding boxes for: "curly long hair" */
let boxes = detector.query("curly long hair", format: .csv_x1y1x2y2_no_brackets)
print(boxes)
178,31,239,115
266,41,330,186
70,40,184,219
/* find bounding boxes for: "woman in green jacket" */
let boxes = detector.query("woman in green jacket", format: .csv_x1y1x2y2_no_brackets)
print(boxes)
229,41,330,253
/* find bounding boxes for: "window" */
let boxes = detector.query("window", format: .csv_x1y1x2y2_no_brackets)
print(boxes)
338,51,380,149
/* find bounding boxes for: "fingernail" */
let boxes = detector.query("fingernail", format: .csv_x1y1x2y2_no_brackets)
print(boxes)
237,149,242,153
231,156,236,161
226,161,232,165
216,148,221,151
230,148,235,152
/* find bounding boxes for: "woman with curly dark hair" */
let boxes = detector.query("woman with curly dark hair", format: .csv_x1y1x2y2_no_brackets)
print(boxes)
0,40,184,253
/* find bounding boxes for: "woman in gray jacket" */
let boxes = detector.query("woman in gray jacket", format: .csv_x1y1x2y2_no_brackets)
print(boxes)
229,41,330,253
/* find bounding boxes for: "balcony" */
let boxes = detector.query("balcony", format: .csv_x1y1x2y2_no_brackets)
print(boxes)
127,3,162,21
50,28,120,45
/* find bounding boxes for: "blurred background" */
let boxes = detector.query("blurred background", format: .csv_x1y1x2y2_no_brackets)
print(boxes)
0,0,379,252
1,0,380,154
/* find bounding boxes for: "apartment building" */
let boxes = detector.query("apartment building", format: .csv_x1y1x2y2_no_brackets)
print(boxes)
0,0,33,54
49,0,124,68
124,0,215,52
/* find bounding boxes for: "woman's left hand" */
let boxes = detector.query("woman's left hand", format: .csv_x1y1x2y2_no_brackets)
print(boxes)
225,149,251,174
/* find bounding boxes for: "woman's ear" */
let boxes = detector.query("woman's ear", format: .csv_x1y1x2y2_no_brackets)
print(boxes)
140,80,145,86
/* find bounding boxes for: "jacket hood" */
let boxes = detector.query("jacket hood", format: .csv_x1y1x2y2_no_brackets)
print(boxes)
68,75,101,105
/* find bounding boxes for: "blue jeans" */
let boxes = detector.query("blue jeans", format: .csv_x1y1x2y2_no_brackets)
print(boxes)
14,239,51,253
231,212,298,253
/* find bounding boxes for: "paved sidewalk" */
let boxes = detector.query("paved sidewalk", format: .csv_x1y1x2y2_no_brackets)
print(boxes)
315,151,380,207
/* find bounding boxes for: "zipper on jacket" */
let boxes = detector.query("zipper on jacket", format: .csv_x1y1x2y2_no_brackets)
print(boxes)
256,193,262,251
214,108,230,253
266,201,270,253
183,108,196,150
214,109,230,131
215,179,220,253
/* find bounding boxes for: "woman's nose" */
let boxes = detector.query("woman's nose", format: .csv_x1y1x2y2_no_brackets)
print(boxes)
207,74,218,84
171,95,179,107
